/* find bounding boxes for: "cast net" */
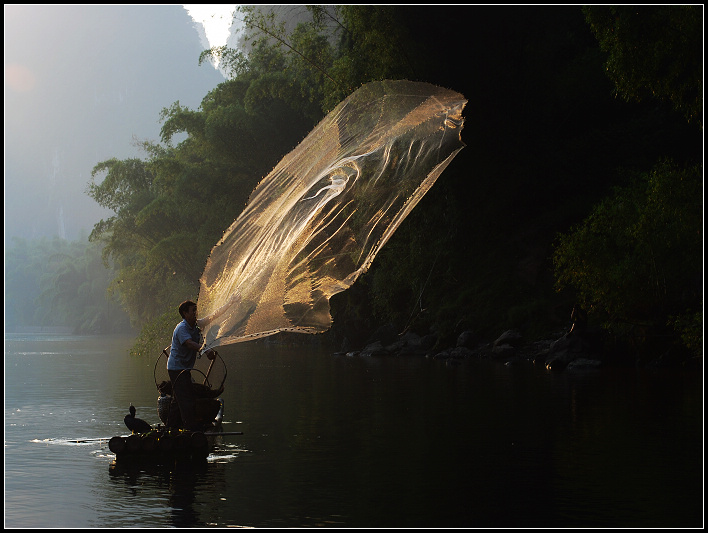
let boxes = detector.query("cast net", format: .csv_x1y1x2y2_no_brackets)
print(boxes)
198,80,466,348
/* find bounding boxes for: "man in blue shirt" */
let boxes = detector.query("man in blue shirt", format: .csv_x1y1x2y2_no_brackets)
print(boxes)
168,300,215,430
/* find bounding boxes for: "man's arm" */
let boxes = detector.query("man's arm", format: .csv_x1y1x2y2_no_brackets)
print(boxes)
184,339,201,351
184,338,215,359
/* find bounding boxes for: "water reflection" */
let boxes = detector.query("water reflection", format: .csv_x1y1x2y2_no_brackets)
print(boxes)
5,335,703,527
101,429,251,527
108,458,210,527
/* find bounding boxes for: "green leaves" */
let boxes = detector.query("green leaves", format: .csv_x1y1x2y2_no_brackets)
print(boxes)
553,160,702,350
159,101,205,145
87,158,155,213
583,6,702,125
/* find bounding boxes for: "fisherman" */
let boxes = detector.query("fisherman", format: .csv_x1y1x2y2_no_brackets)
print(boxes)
168,300,215,431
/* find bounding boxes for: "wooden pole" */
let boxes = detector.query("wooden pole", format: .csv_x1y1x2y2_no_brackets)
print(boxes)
203,357,216,385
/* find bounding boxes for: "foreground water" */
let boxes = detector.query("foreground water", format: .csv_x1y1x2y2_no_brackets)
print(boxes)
4,334,703,527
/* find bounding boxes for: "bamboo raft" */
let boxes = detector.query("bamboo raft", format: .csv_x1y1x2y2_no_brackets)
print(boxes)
110,428,210,457
110,349,241,461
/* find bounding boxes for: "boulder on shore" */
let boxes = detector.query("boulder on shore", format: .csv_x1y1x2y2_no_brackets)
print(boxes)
332,321,605,373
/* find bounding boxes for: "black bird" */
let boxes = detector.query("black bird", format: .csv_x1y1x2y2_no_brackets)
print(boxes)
124,404,152,434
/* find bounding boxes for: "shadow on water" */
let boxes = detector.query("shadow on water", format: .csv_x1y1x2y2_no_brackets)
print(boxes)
108,457,212,527
104,433,257,528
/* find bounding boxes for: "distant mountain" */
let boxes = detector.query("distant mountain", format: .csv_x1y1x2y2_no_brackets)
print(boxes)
191,17,211,53
4,5,225,241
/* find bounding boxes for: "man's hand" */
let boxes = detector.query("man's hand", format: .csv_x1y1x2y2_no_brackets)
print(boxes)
205,348,216,360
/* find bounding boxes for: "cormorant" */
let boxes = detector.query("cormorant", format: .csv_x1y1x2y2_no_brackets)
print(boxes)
124,404,152,434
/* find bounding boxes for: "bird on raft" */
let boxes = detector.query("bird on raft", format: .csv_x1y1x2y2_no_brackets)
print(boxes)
124,404,152,434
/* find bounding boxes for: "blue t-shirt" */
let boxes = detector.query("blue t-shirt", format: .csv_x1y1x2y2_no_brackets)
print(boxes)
168,319,200,371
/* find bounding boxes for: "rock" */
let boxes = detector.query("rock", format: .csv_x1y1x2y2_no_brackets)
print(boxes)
492,343,516,358
456,330,478,349
549,335,571,353
518,340,553,362
396,332,424,355
549,333,592,357
493,329,523,349
399,344,427,356
566,358,602,371
450,346,474,359
365,323,399,346
420,333,437,351
360,341,387,357
536,328,604,371
385,338,407,353
432,346,474,360
468,343,493,359
381,330,434,356
401,331,422,346
545,354,570,371
532,351,550,365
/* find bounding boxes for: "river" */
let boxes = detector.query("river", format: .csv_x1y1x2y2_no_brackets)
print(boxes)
4,333,703,527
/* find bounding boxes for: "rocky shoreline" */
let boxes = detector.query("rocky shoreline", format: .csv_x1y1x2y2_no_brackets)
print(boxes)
333,326,605,372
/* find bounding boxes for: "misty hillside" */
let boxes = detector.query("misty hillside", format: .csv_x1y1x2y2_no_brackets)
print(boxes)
4,5,225,240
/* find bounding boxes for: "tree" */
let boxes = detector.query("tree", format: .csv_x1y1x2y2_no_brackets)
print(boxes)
84,6,701,363
87,157,180,324
553,161,702,357
583,5,702,126
85,28,319,350
5,236,131,334
207,6,422,114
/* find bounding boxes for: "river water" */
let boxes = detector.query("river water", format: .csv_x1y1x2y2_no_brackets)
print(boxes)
4,333,703,527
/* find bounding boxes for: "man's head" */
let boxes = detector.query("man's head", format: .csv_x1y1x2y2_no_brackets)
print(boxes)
179,300,197,319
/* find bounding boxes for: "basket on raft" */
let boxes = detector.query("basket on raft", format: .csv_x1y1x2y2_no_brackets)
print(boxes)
154,346,227,429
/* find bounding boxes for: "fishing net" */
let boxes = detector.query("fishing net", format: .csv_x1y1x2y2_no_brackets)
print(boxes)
198,80,467,348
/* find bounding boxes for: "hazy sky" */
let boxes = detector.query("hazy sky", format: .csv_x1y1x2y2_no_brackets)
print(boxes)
4,5,237,242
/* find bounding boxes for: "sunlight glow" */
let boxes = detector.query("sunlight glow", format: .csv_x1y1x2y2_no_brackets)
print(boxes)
183,4,237,49
5,63,37,92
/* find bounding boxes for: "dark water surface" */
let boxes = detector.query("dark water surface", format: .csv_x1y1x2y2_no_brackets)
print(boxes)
4,334,703,527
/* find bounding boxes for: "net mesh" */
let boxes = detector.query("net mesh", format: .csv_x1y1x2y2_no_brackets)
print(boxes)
198,80,466,348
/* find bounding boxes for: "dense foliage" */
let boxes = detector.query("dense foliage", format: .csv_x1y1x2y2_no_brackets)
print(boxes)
551,7,703,361
553,161,702,360
583,5,702,126
79,6,700,363
5,236,131,334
